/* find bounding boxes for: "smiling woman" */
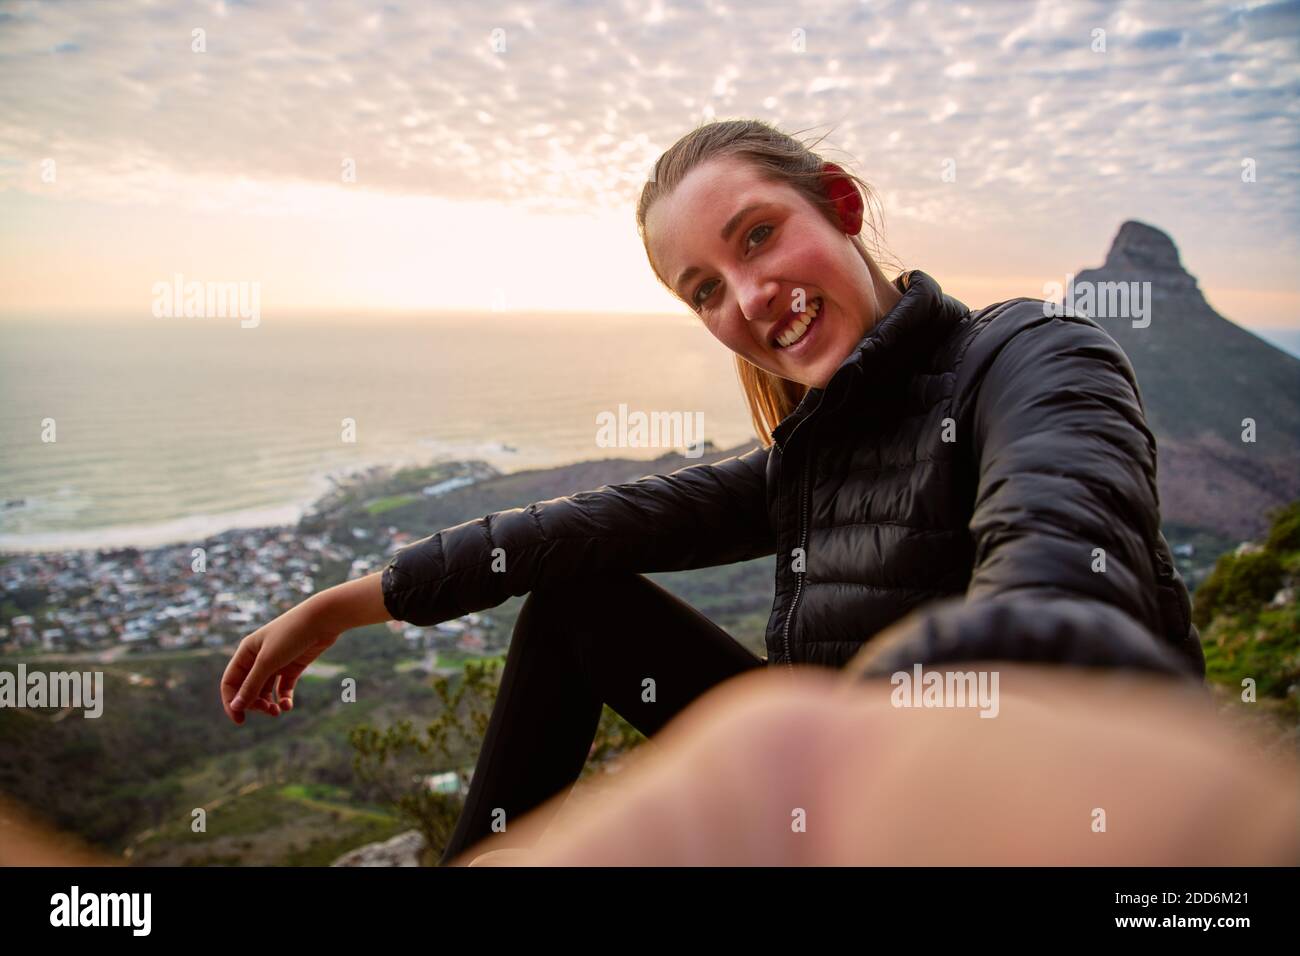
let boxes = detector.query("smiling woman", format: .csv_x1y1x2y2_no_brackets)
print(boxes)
222,118,1205,868
637,121,904,443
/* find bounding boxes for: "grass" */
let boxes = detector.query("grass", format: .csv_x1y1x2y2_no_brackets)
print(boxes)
364,494,420,516
128,780,404,866
432,649,506,670
278,782,395,822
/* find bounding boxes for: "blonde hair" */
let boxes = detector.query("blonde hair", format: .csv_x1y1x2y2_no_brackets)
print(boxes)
636,119,900,447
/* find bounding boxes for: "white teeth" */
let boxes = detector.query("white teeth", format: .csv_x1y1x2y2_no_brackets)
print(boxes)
778,318,809,348
776,299,821,348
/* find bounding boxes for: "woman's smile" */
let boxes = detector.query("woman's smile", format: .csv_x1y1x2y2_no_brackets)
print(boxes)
770,296,823,352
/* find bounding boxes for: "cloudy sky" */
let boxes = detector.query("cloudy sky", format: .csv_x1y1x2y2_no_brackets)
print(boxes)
1,0,1297,330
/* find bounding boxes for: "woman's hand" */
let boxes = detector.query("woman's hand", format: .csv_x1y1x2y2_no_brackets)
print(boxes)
219,595,343,725
479,665,1299,866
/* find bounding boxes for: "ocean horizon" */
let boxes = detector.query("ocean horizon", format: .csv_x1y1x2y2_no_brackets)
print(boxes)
5,310,1298,556
0,311,758,554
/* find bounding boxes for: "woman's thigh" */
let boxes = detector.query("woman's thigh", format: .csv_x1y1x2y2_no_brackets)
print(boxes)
529,571,766,737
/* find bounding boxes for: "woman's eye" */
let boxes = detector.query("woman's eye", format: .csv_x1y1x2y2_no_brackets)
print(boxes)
693,279,719,308
746,223,773,250
691,224,772,309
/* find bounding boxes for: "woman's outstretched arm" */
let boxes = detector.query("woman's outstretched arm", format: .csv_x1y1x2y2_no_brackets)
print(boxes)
456,663,1299,865
220,445,773,722
314,570,391,630
381,444,774,627
844,307,1203,682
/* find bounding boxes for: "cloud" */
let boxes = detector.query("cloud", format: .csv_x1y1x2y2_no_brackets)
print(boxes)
0,0,1296,304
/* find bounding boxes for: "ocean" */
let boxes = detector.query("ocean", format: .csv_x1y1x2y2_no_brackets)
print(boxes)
0,311,756,552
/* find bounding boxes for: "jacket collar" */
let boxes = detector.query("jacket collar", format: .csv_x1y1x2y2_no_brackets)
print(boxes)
770,269,970,451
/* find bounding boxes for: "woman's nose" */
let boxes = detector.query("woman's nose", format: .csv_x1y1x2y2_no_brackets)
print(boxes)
737,278,777,324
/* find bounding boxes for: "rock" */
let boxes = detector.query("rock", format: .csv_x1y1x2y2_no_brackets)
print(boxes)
330,829,428,867
1102,220,1196,289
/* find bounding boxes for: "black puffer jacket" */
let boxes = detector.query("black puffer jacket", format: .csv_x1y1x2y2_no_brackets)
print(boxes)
381,270,1206,681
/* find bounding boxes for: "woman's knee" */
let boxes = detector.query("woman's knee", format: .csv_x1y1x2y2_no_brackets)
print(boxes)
520,574,611,629
516,572,642,652
523,572,629,619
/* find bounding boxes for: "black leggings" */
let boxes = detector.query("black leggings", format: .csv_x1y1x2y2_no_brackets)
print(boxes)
438,572,766,865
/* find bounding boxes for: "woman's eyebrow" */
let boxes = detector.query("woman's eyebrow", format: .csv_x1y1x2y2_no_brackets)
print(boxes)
674,202,767,295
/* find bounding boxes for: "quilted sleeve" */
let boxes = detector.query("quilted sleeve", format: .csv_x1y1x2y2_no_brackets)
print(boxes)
844,309,1204,682
381,445,774,625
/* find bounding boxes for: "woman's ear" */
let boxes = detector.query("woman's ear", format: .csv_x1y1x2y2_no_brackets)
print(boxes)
821,162,864,236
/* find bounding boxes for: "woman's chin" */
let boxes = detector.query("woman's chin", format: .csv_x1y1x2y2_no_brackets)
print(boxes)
748,348,839,390
791,352,845,391
771,324,855,388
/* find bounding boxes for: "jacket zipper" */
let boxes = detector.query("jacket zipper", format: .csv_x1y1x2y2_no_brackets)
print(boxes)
781,448,813,670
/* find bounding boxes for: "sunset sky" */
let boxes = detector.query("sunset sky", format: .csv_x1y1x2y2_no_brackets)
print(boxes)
1,0,1297,331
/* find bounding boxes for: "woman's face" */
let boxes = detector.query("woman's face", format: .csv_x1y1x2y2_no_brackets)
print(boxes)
645,154,891,390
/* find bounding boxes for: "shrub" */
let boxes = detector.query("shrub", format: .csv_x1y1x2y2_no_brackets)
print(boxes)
1264,500,1300,554
1192,549,1284,630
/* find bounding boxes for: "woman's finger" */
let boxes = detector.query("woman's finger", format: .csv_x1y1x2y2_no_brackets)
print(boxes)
233,641,281,716
220,636,262,722
266,674,282,716
278,663,308,711
252,673,281,717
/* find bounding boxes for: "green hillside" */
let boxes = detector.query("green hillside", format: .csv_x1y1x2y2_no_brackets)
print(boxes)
1195,500,1300,740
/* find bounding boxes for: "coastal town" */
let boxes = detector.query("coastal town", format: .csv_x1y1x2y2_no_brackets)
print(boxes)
0,467,506,666
0,510,1210,666
0,449,1222,670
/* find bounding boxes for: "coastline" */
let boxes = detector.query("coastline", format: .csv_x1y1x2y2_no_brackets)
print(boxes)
0,433,735,557
0,457,464,557
0,502,307,556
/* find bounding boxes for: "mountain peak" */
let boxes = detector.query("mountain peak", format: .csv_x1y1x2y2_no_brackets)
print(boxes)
1071,220,1300,542
1103,220,1187,275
